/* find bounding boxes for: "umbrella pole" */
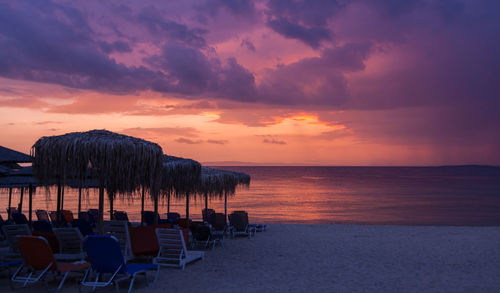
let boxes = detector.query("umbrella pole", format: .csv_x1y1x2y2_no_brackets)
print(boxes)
167,193,170,213
56,182,61,227
224,192,227,224
19,187,24,214
7,188,12,220
98,174,105,235
110,197,114,220
141,187,145,225
28,184,33,228
78,187,82,215
186,192,190,223
61,185,64,213
154,192,159,226
205,192,208,211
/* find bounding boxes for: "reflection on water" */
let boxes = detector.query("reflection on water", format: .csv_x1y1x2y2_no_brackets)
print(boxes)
1,166,500,226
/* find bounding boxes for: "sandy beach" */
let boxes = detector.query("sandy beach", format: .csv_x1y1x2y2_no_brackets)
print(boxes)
1,224,499,293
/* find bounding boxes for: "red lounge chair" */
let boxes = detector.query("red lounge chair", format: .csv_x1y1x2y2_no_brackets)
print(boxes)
12,236,89,291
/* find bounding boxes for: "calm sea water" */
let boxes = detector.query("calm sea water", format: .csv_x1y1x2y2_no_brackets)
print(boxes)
2,166,500,226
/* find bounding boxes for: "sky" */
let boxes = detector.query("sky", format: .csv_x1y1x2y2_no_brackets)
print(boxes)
0,0,499,166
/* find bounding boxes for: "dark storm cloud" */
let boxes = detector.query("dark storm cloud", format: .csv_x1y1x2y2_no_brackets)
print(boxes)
137,6,207,48
267,17,331,48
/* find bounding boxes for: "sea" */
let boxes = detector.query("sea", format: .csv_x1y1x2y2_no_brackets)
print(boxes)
2,166,500,226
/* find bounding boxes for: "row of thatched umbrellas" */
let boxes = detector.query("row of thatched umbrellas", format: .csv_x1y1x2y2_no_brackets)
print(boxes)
1,130,250,234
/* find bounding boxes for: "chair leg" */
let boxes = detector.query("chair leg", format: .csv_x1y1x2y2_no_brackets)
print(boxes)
57,271,70,291
127,275,136,293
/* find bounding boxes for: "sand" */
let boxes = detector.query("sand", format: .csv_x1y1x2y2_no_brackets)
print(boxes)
1,224,499,292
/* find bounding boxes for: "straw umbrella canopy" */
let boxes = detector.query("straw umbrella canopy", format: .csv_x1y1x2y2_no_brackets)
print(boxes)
0,145,33,220
160,155,201,222
31,130,164,233
197,167,250,220
0,166,38,226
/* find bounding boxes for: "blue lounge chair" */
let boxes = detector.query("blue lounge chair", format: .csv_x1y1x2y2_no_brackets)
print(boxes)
82,235,159,293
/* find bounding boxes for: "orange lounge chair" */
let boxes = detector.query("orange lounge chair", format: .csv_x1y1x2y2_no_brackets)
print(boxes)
12,236,89,291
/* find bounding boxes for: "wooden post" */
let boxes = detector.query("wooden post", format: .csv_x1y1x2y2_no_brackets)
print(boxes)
78,187,82,214
109,196,114,220
56,182,62,226
205,192,208,211
167,193,170,213
154,192,159,226
224,192,228,224
18,188,24,213
61,185,65,213
98,174,105,235
141,187,145,225
28,184,33,228
7,188,12,220
186,192,190,222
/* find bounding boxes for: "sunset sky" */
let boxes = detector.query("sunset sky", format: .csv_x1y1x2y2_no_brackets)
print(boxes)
0,0,499,166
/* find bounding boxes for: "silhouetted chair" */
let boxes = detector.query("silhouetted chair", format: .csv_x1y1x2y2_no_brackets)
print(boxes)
71,219,94,236
32,220,53,233
11,213,28,225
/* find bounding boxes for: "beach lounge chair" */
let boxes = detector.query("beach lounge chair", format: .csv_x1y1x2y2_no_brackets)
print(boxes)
71,218,94,236
191,224,217,250
11,213,28,225
1,224,31,259
233,210,268,232
52,227,86,261
154,228,204,270
114,211,130,222
6,207,18,220
103,220,134,260
62,210,74,224
209,213,227,246
229,212,256,238
32,220,53,233
82,235,159,293
166,212,180,225
35,209,50,222
142,211,169,226
202,208,215,222
0,260,23,279
12,235,89,291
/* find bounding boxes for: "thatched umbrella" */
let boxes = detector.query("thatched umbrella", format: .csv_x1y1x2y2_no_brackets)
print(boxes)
197,167,250,220
0,166,38,226
160,155,201,222
31,130,164,234
0,145,33,220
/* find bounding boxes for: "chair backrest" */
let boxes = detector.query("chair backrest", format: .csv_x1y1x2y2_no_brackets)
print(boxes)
1,224,31,253
87,209,99,226
71,219,94,236
193,225,211,241
202,209,215,222
36,210,50,222
155,228,186,260
62,210,74,223
84,235,126,274
53,227,83,254
142,211,157,226
211,213,227,231
103,220,133,259
12,213,28,224
229,212,248,231
113,211,129,222
6,207,18,219
33,220,53,232
18,236,56,271
166,212,180,224
49,211,58,222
